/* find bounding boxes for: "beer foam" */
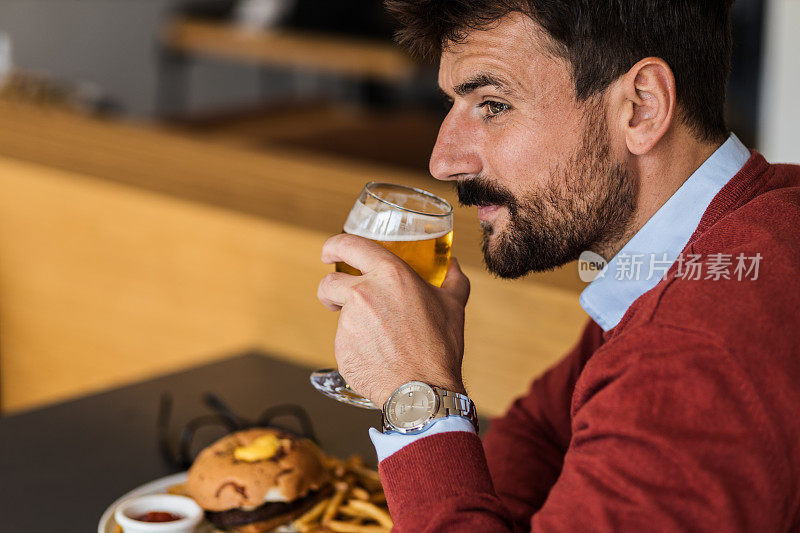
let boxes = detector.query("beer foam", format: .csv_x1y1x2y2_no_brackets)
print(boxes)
344,227,452,241
343,200,451,241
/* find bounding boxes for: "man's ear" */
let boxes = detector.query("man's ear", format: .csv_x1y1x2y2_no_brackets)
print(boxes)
615,57,676,155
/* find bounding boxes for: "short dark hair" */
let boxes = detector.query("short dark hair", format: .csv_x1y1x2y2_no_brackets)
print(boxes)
386,0,733,143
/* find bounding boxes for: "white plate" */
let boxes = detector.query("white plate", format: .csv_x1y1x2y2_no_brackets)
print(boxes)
98,473,298,533
98,472,216,533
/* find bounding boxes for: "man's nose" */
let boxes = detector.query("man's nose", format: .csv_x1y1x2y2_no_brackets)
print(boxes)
429,112,482,182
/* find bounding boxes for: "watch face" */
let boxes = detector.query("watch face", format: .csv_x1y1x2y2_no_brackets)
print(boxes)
386,382,437,431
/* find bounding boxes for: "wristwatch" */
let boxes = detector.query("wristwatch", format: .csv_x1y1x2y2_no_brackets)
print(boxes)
381,381,478,434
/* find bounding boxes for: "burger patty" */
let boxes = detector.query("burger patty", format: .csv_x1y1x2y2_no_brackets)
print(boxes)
206,484,333,528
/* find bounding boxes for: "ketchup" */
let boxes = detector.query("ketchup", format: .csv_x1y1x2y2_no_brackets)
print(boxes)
135,511,183,522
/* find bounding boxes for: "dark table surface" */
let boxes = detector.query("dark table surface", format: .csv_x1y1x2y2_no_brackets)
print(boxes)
0,352,383,533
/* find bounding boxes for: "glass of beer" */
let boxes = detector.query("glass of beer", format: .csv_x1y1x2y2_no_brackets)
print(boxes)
311,182,454,409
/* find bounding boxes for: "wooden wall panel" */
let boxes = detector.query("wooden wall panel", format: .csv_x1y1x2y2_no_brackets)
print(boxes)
0,155,586,416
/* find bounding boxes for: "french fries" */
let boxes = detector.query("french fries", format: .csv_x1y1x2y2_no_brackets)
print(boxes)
322,479,353,525
326,521,391,532
292,455,391,533
293,498,330,529
343,500,393,529
350,487,370,501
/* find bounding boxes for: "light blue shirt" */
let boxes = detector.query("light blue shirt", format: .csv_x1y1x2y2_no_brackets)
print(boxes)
579,133,751,330
370,133,751,462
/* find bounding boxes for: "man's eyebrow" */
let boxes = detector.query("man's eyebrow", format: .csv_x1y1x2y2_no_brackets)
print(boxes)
451,73,514,97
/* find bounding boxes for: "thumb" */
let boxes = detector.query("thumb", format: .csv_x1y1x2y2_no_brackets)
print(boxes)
440,258,470,305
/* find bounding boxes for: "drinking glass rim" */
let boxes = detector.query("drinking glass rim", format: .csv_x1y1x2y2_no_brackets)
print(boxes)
363,181,453,217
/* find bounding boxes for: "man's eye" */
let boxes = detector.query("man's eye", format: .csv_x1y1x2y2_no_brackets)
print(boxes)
481,100,509,117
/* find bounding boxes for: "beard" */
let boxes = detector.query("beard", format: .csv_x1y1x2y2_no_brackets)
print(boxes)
456,103,638,279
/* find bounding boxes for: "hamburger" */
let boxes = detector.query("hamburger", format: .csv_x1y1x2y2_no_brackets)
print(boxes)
186,428,331,532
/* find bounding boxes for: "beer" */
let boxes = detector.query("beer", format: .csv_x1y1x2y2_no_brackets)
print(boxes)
312,182,454,409
335,184,454,287
336,229,453,287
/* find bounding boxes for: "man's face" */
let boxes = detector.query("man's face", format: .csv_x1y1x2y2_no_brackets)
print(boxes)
431,13,637,278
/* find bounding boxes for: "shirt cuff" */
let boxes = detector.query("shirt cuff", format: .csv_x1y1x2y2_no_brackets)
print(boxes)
369,416,477,463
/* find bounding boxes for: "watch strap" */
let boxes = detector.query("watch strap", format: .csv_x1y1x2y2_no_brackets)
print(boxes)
433,386,479,433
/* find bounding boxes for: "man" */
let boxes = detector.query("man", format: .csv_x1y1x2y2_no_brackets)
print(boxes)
317,1,800,531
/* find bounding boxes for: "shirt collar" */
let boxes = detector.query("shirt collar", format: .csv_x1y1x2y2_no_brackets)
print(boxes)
579,133,751,331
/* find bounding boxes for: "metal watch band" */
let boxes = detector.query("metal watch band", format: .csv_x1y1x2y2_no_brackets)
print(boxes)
432,386,479,433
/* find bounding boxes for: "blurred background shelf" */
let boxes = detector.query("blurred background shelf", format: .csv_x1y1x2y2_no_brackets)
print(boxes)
162,17,416,82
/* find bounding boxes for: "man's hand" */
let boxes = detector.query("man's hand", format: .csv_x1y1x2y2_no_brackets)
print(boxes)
317,233,470,407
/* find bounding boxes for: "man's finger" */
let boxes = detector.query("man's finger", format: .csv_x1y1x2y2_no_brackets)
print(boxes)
321,233,399,274
317,272,360,311
440,258,470,305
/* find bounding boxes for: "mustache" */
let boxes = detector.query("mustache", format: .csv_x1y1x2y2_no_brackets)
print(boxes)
455,177,516,208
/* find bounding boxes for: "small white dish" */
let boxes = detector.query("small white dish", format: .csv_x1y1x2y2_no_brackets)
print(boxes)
98,472,198,533
114,494,203,533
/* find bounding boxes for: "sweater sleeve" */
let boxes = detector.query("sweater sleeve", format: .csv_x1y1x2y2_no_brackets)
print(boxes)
369,415,476,462
378,323,785,532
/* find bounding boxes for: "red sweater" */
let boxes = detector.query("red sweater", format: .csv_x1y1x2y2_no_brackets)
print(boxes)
379,152,800,532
